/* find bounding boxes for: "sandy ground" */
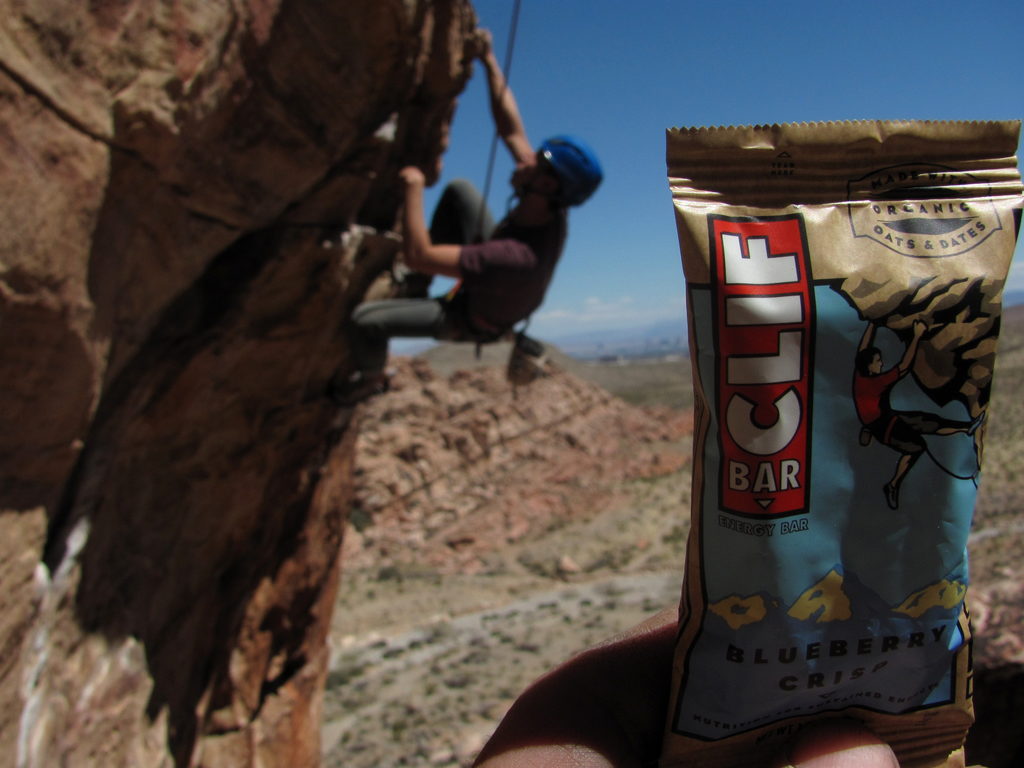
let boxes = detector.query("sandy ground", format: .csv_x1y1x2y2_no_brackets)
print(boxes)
324,462,691,768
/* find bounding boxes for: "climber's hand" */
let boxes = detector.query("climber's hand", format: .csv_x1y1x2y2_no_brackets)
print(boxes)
468,28,493,62
399,166,427,189
470,606,959,768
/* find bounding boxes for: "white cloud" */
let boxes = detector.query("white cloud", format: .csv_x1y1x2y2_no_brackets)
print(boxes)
584,295,634,308
533,294,685,336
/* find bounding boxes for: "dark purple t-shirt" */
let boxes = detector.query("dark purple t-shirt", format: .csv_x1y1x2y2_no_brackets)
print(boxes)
457,211,568,330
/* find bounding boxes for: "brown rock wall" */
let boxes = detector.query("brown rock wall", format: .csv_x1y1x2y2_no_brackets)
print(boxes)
1,1,478,766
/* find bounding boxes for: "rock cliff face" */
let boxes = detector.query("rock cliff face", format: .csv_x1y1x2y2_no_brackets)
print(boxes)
0,2,477,766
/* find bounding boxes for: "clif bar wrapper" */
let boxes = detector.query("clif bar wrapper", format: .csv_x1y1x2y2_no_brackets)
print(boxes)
660,120,1023,768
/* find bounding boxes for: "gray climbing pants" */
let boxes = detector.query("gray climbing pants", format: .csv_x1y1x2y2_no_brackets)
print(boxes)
350,179,496,376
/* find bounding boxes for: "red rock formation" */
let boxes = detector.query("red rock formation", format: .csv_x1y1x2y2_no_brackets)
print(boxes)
345,358,692,575
0,1,477,765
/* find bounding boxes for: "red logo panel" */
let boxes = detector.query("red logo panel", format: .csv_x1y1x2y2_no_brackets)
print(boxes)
710,215,814,517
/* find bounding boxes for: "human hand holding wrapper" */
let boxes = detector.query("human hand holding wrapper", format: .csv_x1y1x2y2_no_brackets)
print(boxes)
660,120,1023,767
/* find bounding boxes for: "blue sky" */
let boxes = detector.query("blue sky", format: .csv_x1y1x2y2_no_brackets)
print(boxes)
423,0,1024,341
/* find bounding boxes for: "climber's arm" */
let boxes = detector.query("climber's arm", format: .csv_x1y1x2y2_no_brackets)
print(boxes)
473,28,533,167
858,320,877,352
399,166,461,278
897,319,927,376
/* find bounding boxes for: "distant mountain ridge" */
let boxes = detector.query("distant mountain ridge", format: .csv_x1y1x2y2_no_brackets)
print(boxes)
543,318,688,359
549,290,1023,360
399,294,1024,363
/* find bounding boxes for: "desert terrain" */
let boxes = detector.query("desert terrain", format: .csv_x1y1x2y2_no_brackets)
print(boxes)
321,306,1024,768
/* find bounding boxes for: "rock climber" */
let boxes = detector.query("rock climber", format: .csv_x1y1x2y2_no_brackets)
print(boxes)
853,318,984,509
336,28,603,403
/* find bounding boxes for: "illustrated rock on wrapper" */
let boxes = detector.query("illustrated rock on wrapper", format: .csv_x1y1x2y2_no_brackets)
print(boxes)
659,120,1023,768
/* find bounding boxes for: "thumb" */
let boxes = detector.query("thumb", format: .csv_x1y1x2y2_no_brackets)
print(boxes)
777,721,899,768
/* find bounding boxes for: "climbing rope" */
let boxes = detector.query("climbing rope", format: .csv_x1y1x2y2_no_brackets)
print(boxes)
923,437,981,485
475,0,523,241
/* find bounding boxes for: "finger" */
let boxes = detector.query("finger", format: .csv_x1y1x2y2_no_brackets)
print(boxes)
472,743,617,768
774,720,899,768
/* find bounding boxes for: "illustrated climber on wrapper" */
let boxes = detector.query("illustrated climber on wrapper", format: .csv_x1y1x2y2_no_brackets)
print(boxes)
853,317,985,509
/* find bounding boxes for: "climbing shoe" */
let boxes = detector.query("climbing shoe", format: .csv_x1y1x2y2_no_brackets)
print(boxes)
883,482,899,510
506,332,549,386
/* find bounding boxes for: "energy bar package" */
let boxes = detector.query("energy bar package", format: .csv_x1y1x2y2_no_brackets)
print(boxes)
661,121,1023,767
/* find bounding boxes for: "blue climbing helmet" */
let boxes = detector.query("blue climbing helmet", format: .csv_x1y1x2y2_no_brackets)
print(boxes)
538,135,603,207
